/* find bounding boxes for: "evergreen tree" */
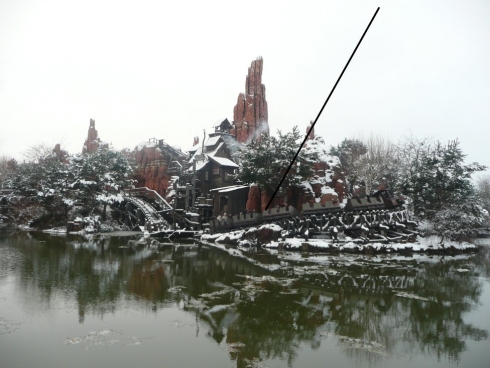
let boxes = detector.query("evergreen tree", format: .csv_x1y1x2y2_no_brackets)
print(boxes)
396,139,486,219
6,145,135,226
433,203,488,242
329,138,367,194
6,146,73,227
70,147,135,218
238,126,318,194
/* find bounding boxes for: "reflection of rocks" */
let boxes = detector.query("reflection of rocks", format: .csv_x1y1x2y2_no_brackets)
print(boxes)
6,232,490,366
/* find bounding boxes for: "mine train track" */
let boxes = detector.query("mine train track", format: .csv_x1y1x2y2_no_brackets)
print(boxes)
120,188,418,242
209,207,418,243
122,187,199,231
209,190,419,243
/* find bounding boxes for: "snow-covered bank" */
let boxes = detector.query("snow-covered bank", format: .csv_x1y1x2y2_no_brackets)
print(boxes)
201,227,478,255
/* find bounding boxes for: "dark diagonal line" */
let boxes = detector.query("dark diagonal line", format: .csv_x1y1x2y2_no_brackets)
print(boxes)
265,7,380,211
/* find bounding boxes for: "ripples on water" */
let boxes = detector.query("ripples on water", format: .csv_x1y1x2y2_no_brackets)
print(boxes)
1,231,490,368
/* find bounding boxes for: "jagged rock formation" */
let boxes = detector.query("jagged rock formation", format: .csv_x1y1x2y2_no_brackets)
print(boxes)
231,57,269,143
303,136,346,206
82,119,108,153
52,144,69,163
133,139,187,198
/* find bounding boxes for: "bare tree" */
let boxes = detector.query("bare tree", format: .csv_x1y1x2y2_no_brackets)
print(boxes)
351,134,398,195
22,143,56,163
476,174,490,214
0,155,16,190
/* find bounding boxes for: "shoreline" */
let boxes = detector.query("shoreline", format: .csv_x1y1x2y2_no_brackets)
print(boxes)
1,226,483,256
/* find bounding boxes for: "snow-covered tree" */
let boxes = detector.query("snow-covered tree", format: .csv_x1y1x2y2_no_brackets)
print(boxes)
329,135,397,196
476,175,490,215
6,145,73,227
433,203,489,242
329,138,367,193
6,144,135,227
70,147,135,219
395,138,486,219
0,156,16,190
238,126,318,194
352,135,397,195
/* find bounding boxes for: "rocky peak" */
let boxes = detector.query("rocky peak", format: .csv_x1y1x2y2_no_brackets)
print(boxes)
231,57,269,143
82,119,108,153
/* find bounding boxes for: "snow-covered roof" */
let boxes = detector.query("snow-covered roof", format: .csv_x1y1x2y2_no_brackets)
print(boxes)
188,147,203,163
216,185,248,193
209,156,238,168
204,136,221,147
191,159,209,172
188,143,200,153
210,185,248,193
188,140,224,164
206,142,224,157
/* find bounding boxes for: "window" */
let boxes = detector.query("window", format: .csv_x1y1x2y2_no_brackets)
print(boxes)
213,166,220,176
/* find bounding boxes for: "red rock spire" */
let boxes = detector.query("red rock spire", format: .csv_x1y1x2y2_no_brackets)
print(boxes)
231,57,269,143
82,119,108,153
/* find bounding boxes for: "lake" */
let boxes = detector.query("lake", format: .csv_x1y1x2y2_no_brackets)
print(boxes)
1,231,490,368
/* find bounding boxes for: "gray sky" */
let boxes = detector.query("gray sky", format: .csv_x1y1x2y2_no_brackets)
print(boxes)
1,0,489,172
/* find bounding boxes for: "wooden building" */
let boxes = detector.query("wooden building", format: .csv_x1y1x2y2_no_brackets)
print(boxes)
209,185,249,217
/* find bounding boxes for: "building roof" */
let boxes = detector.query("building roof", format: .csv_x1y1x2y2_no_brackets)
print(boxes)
204,136,221,147
188,140,226,164
209,156,239,168
210,185,249,193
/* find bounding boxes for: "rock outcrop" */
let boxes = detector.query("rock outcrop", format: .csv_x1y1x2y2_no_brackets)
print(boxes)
133,139,187,198
231,57,269,143
303,135,346,204
82,119,108,153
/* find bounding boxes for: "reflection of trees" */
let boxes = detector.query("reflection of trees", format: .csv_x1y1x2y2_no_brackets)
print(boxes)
4,231,490,367
296,255,489,364
226,282,327,368
8,233,152,322
404,259,487,363
472,243,490,278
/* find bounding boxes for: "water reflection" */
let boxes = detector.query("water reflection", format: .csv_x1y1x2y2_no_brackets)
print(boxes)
1,231,489,367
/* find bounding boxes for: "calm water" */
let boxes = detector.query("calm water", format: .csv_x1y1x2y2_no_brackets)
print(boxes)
1,231,490,368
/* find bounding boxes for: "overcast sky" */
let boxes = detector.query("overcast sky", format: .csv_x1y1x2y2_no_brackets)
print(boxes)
1,0,489,172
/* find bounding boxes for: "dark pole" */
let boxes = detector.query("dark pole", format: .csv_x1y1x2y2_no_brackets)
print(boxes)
265,7,380,210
